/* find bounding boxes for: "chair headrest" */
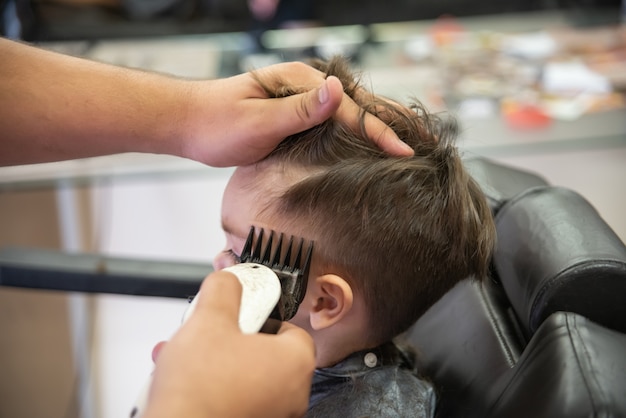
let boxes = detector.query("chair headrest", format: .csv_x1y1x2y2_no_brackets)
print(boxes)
493,186,626,336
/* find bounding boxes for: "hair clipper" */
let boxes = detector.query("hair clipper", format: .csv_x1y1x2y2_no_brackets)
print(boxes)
130,227,313,417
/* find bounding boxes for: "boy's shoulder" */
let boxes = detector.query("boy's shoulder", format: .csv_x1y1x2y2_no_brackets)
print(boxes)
308,342,436,418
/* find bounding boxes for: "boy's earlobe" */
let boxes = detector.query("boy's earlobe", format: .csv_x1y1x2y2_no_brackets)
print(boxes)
309,274,353,331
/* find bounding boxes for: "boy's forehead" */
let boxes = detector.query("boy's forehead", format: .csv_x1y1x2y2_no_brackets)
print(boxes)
221,165,286,239
223,165,313,244
229,162,308,202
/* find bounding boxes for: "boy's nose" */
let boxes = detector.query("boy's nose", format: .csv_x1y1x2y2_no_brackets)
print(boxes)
213,253,227,271
212,253,230,271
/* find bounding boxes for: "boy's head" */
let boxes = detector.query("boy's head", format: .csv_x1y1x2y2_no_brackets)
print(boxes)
215,57,496,366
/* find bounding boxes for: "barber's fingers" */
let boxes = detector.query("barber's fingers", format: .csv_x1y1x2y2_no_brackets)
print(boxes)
255,63,412,157
335,93,414,157
276,322,316,357
192,271,243,329
254,75,343,140
254,76,413,157
152,341,167,363
253,61,328,89
149,273,241,365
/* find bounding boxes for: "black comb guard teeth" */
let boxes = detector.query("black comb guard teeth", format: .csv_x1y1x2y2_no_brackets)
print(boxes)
240,226,313,322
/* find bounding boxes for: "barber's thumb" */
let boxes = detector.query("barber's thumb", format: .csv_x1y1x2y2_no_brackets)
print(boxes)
194,271,243,321
302,76,343,124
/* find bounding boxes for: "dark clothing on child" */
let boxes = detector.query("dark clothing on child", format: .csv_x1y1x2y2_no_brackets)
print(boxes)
307,342,436,417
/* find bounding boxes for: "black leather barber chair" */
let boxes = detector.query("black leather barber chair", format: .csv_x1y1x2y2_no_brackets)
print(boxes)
402,157,626,417
1,157,625,417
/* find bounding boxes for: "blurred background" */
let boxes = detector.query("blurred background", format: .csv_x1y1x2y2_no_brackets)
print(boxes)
1,1,625,417
1,0,623,41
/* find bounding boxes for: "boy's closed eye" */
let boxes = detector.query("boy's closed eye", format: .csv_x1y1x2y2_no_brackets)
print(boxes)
214,249,241,270
225,249,241,264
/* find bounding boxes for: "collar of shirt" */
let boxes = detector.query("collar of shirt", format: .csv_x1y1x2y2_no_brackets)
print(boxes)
313,341,410,379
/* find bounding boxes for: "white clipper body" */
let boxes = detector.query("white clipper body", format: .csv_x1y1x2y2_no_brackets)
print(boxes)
184,263,282,333
130,263,282,418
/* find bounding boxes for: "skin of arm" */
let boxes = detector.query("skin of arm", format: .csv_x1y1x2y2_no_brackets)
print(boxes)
143,272,316,418
0,38,412,167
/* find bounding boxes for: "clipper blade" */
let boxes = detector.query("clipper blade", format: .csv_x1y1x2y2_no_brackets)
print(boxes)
239,226,313,321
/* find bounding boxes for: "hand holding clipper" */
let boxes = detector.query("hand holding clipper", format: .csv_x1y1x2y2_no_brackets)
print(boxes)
130,227,313,418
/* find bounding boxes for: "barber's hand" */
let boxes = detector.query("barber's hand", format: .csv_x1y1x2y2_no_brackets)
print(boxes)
143,271,315,418
183,62,413,167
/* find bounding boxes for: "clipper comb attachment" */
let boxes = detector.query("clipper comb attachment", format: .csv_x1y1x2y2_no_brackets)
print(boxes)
240,226,313,321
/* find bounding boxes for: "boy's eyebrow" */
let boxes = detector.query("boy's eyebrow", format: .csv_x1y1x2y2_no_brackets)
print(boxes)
221,220,248,240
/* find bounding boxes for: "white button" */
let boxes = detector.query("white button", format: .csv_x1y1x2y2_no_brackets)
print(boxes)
364,352,378,368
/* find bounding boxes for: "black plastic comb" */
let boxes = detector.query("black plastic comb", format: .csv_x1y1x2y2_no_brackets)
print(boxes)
239,226,313,322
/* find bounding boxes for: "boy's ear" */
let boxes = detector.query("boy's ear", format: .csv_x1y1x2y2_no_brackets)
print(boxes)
308,274,353,331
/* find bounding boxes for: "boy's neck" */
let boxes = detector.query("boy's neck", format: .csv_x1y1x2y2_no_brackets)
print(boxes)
314,337,360,368
312,317,377,369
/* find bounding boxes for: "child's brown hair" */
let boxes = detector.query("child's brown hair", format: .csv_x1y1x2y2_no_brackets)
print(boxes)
254,57,496,344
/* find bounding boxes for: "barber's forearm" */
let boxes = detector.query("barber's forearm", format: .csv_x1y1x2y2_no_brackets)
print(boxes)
1,37,411,168
0,38,193,166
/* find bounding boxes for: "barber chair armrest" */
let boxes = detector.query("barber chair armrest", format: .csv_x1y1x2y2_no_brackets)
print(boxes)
486,311,626,418
408,285,626,418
